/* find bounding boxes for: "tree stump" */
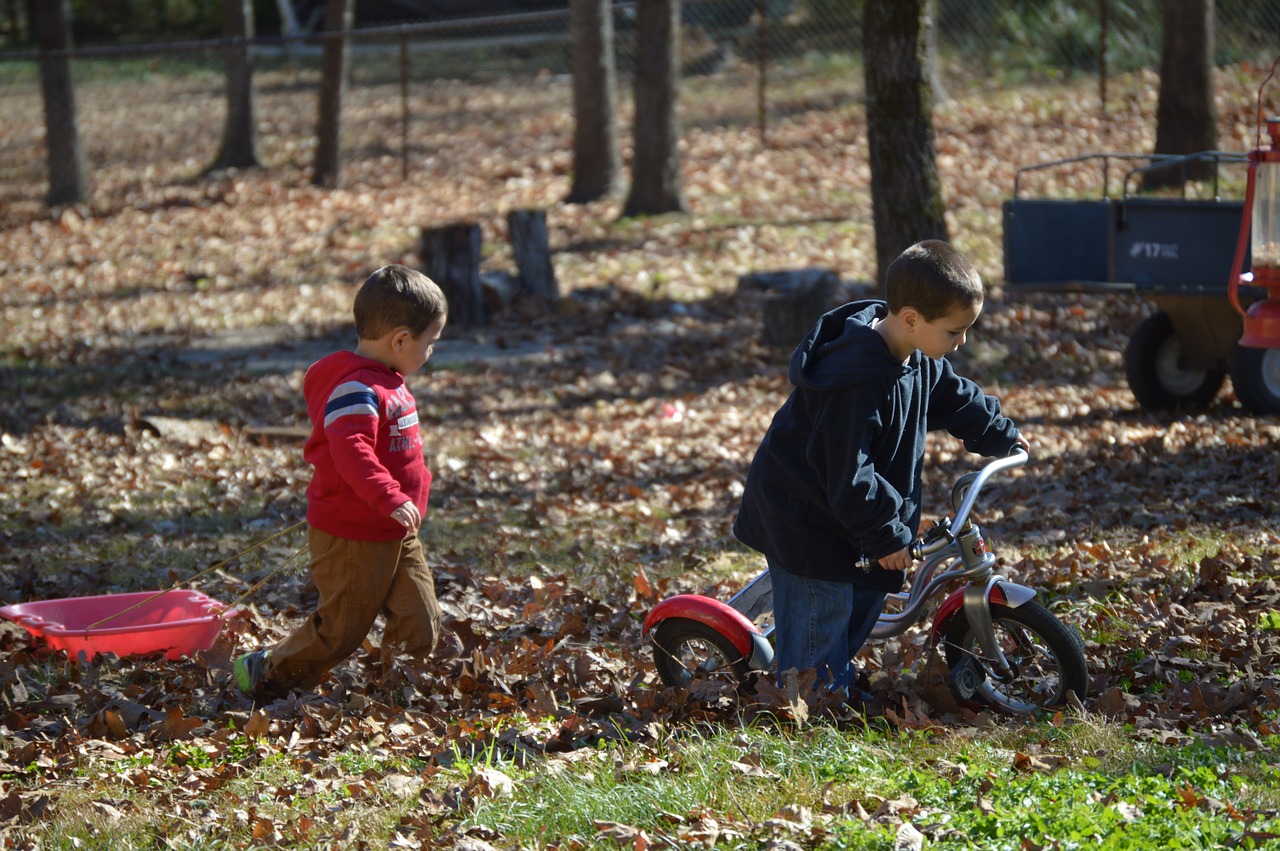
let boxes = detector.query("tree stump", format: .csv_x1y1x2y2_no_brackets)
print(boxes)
737,268,839,348
507,209,559,302
419,222,484,327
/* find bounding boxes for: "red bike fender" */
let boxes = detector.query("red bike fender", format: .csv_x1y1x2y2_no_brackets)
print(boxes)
643,594,764,659
928,582,1036,644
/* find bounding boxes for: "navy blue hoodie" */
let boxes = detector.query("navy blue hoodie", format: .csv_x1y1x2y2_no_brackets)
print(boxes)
733,300,1020,591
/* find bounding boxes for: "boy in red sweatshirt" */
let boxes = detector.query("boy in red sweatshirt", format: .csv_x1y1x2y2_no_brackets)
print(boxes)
235,264,448,697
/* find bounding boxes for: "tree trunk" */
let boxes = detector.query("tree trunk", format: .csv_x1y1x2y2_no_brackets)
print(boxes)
210,0,261,172
622,0,688,218
30,0,87,206
419,223,485,328
507,209,560,301
863,0,948,289
1148,0,1217,188
312,0,354,188
566,0,621,203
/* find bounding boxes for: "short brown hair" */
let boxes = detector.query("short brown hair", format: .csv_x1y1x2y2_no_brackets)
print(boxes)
885,240,983,321
353,264,448,339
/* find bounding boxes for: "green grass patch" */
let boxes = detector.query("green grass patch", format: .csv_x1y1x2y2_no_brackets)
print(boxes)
453,719,1280,850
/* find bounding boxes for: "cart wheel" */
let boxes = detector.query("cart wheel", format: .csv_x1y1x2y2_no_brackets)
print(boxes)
1229,345,1280,414
1124,311,1225,411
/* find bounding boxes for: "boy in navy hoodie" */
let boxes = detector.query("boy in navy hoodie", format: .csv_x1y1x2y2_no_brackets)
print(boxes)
235,264,447,697
733,240,1029,695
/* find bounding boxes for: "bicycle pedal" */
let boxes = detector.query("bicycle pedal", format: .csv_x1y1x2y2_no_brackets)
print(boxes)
948,656,987,701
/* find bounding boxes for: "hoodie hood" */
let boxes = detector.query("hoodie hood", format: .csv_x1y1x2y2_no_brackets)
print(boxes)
789,299,911,391
304,349,397,396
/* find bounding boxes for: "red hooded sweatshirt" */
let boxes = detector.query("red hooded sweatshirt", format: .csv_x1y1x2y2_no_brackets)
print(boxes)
302,350,431,541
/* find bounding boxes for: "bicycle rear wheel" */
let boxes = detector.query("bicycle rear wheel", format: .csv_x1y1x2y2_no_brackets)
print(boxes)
651,617,751,689
943,601,1088,715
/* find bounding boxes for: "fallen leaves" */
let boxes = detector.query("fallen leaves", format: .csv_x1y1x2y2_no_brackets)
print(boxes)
0,49,1279,848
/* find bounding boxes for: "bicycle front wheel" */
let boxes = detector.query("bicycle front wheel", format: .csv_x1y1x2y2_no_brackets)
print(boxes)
943,601,1088,715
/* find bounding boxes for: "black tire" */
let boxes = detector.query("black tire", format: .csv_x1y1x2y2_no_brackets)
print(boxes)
943,601,1088,715
1124,311,1225,411
1230,345,1280,414
651,617,751,689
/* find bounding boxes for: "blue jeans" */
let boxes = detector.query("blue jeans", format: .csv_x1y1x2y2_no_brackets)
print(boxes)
768,560,887,693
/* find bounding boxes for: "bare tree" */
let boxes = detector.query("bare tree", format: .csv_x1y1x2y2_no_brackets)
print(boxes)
622,0,687,217
29,0,87,205
863,0,947,287
1148,0,1217,188
566,0,621,203
312,0,354,188
209,0,261,172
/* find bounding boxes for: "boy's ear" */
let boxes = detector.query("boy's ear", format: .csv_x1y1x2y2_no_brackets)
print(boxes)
390,327,413,351
898,306,922,331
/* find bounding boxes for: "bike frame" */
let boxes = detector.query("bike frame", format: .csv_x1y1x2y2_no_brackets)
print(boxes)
644,449,1033,682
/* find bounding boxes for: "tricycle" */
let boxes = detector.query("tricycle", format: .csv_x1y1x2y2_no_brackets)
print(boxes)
1002,150,1280,414
643,449,1089,716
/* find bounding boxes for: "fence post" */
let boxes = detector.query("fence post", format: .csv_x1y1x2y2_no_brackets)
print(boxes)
756,0,767,146
32,0,89,205
399,26,410,182
1099,0,1109,132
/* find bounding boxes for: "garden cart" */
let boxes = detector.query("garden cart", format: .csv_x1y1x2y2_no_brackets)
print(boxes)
1002,150,1280,414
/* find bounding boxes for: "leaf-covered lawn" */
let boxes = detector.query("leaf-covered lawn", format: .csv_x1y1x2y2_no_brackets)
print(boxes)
1,62,1279,847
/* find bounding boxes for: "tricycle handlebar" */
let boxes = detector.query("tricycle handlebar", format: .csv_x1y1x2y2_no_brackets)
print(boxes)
858,448,1028,572
951,447,1027,532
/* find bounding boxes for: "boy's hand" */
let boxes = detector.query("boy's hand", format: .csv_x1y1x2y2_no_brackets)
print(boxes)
1015,433,1031,452
390,500,421,534
877,548,913,572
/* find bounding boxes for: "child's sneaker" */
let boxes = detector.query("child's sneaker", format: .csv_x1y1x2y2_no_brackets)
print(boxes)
233,649,270,693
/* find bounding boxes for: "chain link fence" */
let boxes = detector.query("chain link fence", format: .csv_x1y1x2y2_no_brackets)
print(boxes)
2,0,1279,209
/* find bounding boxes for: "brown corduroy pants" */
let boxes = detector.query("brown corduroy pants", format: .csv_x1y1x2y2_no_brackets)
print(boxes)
263,525,441,693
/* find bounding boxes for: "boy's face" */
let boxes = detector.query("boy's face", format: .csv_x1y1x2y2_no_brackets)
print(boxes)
389,316,446,375
912,301,981,360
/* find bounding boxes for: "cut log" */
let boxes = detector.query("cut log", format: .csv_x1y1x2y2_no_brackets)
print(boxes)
737,268,839,348
507,209,559,302
135,415,233,447
419,222,485,327
479,270,521,312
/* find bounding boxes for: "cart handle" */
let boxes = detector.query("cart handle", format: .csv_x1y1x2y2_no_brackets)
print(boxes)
1013,153,1160,199
1120,151,1247,200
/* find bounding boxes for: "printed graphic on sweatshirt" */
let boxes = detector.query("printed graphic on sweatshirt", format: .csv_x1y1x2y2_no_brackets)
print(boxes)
386,385,421,453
